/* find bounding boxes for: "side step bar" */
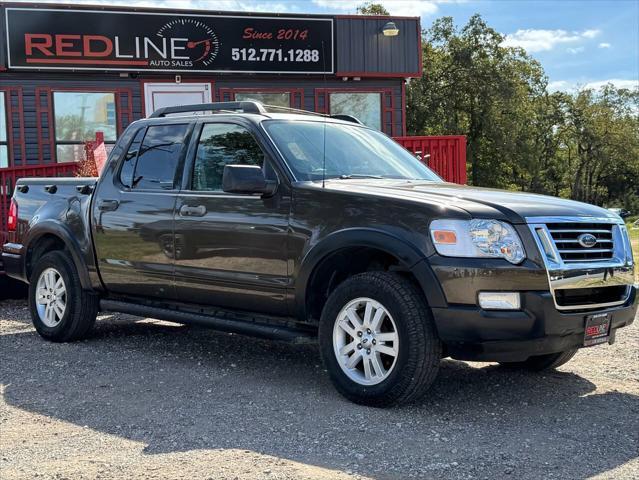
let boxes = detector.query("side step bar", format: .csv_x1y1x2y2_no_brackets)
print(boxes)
99,299,316,344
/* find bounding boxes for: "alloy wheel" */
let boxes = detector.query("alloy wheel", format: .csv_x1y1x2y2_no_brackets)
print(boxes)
332,297,399,386
35,268,67,327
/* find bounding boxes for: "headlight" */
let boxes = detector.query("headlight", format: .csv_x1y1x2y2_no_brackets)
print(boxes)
429,219,526,264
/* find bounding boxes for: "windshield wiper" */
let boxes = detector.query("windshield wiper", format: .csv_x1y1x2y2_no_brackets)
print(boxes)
338,174,385,179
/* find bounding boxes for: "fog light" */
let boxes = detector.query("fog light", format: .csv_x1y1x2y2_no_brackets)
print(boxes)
478,292,521,310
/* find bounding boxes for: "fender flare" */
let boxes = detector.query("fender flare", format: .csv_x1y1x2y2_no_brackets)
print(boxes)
293,228,447,320
23,221,93,290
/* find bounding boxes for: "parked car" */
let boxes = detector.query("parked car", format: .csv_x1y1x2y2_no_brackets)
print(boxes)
2,102,637,407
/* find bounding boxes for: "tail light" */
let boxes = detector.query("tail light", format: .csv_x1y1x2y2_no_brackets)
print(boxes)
7,199,17,232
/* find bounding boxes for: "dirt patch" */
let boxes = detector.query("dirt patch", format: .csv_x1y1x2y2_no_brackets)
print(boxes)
1,299,637,479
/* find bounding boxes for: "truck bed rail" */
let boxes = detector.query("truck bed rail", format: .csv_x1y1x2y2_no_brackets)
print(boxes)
1,162,79,248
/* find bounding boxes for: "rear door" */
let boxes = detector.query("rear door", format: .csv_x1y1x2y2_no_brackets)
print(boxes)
92,121,193,299
173,120,291,315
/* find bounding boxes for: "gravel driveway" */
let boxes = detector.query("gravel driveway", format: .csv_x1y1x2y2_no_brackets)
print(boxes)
1,299,637,479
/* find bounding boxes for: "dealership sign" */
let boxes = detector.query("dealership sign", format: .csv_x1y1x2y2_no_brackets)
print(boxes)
5,8,334,74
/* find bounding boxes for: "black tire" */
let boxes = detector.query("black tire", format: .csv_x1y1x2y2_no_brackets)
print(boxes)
28,251,98,342
319,272,441,407
499,349,578,371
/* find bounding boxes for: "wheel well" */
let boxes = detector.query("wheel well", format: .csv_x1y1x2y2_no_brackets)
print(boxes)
305,247,419,322
26,234,67,280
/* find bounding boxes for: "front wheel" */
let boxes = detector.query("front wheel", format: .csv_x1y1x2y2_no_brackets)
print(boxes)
319,272,441,407
499,349,578,371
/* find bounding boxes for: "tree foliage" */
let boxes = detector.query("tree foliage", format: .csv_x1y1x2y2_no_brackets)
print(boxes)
408,15,639,210
356,2,389,15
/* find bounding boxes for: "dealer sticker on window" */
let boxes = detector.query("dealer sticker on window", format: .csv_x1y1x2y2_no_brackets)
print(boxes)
583,312,611,347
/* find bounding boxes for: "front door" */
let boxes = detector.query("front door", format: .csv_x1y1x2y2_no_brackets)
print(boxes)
143,82,212,117
173,120,290,315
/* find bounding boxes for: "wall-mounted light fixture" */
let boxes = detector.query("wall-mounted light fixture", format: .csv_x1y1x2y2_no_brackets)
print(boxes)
382,21,399,36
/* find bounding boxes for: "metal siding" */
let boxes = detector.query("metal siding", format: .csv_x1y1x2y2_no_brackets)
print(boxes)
0,8,6,70
335,17,420,75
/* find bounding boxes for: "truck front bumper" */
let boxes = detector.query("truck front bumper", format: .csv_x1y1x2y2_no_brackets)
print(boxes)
431,286,637,362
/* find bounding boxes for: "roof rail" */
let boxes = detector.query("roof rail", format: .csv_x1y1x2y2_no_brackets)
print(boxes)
149,101,268,118
330,114,363,125
261,105,362,124
148,101,364,125
260,104,326,117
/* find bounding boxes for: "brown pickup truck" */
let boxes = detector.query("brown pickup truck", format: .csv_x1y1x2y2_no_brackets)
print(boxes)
2,102,637,406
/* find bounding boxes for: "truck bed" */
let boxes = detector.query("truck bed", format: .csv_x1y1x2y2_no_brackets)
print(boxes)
11,177,97,231
3,177,98,284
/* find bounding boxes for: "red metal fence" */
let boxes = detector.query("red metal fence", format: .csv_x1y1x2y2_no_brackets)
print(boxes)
394,135,467,185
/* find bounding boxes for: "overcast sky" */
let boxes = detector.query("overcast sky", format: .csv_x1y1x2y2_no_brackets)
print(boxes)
13,0,639,92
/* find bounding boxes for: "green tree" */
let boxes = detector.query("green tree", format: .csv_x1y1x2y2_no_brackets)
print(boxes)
356,2,389,15
561,86,639,207
407,14,639,211
408,15,547,188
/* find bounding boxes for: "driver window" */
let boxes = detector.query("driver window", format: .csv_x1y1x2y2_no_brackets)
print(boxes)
192,123,268,191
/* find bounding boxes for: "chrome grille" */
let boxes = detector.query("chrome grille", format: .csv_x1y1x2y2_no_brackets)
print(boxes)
526,216,634,312
546,222,614,263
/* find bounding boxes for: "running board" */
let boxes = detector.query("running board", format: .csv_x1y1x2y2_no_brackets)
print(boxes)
99,299,316,344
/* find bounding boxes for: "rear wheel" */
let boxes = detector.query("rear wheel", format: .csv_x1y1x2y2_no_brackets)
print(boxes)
29,251,98,342
319,272,441,407
499,349,578,371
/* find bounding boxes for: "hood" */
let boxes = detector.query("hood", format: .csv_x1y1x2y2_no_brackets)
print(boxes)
315,180,619,224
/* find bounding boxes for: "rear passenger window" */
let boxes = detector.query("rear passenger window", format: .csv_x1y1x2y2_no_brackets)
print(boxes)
119,128,145,189
132,124,189,190
192,123,264,191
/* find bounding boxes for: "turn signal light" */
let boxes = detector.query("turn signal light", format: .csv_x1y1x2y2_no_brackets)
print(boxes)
432,230,457,244
7,199,17,232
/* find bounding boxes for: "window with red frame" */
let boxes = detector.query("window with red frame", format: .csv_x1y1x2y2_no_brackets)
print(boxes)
329,92,382,130
234,91,291,108
53,91,118,163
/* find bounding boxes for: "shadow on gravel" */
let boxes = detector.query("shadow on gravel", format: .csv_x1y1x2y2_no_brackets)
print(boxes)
1,315,638,479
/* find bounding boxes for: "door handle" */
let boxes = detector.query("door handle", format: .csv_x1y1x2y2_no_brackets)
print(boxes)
97,199,120,212
179,205,207,217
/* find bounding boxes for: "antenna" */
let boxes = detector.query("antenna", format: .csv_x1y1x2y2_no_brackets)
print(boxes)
321,40,327,188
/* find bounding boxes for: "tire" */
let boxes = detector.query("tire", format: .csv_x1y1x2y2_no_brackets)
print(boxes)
319,272,442,407
28,251,98,342
499,348,578,371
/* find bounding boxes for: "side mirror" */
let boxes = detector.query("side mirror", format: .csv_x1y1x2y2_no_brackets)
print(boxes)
222,165,277,196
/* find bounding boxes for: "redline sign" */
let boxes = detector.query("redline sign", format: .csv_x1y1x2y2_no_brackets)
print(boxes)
5,8,334,74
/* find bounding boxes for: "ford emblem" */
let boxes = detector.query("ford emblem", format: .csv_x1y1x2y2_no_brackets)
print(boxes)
577,233,597,248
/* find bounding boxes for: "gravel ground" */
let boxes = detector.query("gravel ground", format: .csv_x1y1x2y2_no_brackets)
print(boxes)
1,298,637,480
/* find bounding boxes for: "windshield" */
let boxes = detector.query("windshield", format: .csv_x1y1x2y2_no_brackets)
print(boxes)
263,120,442,182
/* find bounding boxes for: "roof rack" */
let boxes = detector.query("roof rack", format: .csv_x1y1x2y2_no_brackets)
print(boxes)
330,114,363,125
148,100,363,125
261,105,362,124
149,101,267,118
